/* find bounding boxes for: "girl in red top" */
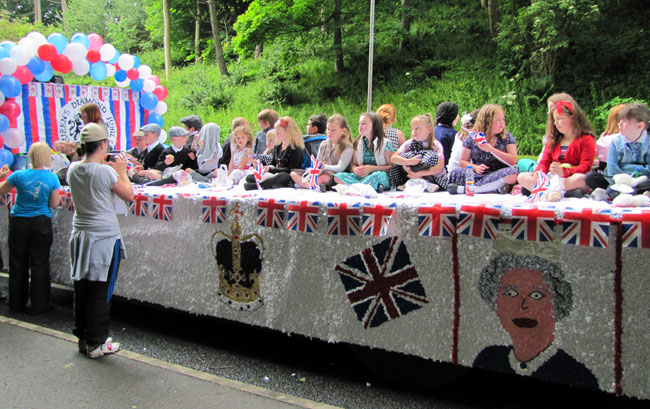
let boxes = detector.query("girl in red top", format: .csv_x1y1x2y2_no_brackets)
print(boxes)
518,95,596,198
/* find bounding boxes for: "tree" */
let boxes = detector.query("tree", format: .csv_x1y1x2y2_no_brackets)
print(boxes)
0,0,60,25
207,0,228,76
162,0,172,79
193,0,200,62
33,0,41,23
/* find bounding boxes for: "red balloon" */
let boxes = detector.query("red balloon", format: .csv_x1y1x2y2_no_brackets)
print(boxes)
0,100,21,119
148,75,161,86
51,54,72,74
87,49,101,63
0,134,4,148
13,65,33,85
153,85,168,100
37,43,57,62
127,68,139,81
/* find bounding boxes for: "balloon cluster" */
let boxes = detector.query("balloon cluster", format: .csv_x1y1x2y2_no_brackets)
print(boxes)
0,31,168,153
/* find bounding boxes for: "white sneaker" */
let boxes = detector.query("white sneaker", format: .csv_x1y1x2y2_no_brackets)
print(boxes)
87,337,120,358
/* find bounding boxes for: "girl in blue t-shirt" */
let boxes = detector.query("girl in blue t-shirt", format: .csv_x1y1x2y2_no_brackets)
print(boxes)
0,142,61,314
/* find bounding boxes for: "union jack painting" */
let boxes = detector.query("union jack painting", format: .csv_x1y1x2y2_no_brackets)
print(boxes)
361,203,395,236
327,202,361,236
128,192,149,217
457,204,502,239
561,207,611,247
257,198,285,228
417,204,457,237
526,171,551,204
202,196,227,224
510,206,556,242
619,209,650,249
335,236,429,329
150,194,173,221
286,200,319,233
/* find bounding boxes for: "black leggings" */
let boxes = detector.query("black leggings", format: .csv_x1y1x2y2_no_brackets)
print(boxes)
245,172,292,189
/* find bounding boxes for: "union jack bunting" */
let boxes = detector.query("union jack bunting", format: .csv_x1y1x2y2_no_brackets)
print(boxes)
457,204,502,239
510,206,556,242
254,160,266,190
526,171,551,204
327,202,361,236
561,207,611,247
128,192,150,217
619,209,650,248
302,155,324,190
361,203,396,236
417,204,457,237
334,236,429,329
150,194,173,221
257,198,285,228
201,196,227,224
286,200,319,233
470,131,486,145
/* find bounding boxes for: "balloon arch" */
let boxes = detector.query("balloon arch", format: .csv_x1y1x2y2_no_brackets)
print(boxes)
0,31,168,166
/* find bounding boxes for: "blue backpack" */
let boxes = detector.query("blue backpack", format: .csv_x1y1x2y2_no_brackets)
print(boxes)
302,135,326,169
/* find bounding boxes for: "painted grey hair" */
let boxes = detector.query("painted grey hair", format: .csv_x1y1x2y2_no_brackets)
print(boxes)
478,253,573,321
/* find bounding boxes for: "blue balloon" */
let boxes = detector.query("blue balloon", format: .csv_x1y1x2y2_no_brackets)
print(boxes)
0,41,16,55
47,33,69,54
140,92,158,110
132,55,141,69
0,149,13,167
0,75,21,98
89,61,107,81
70,33,90,49
108,50,120,64
129,78,143,92
0,47,8,60
0,114,8,133
147,113,164,128
26,56,45,75
114,69,127,82
34,62,54,82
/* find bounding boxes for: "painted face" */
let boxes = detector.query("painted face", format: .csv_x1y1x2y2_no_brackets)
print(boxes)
553,111,574,136
619,117,645,140
235,132,249,149
496,268,556,351
410,121,431,142
326,120,345,144
491,110,506,136
274,125,288,144
358,115,373,138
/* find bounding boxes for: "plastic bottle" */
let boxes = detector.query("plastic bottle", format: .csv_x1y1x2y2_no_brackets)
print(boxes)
465,165,475,196
632,165,643,178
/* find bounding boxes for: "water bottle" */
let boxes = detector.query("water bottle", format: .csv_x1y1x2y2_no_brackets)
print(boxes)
465,165,475,196
632,165,643,178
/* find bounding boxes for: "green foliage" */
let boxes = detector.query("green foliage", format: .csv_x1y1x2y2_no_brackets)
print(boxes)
175,64,234,110
0,0,61,25
591,96,649,133
0,10,60,40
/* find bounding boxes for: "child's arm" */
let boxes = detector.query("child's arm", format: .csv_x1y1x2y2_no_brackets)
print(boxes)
390,153,421,166
563,136,596,177
323,147,354,173
606,136,625,177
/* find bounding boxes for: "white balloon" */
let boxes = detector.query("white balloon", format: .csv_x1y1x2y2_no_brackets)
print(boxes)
137,64,152,79
63,43,87,62
9,46,31,65
117,53,134,70
142,79,156,93
0,58,17,75
153,101,168,115
106,63,116,77
72,59,90,76
18,37,37,56
99,43,116,61
27,31,48,46
158,129,167,144
115,78,130,88
0,90,5,105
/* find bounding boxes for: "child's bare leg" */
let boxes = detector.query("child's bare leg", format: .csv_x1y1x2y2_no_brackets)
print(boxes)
517,172,537,191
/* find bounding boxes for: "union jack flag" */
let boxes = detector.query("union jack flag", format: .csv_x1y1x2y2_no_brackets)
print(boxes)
457,204,502,239
361,203,396,236
257,198,285,228
63,191,75,211
619,209,650,248
128,192,149,217
286,200,319,233
417,204,457,237
327,202,361,236
151,194,173,221
1,191,16,210
201,196,227,224
470,131,486,145
334,236,429,329
510,206,556,242
526,172,551,203
254,160,266,190
302,155,324,190
561,207,611,247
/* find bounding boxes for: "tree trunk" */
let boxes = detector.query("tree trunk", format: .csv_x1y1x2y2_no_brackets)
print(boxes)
33,0,41,23
207,0,229,76
481,0,487,8
487,0,500,36
194,0,201,63
333,0,344,73
399,0,411,51
254,43,263,59
60,0,68,35
162,0,172,80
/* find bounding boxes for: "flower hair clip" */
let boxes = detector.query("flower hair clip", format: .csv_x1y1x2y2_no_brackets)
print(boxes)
278,118,289,128
460,112,473,126
555,101,574,115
